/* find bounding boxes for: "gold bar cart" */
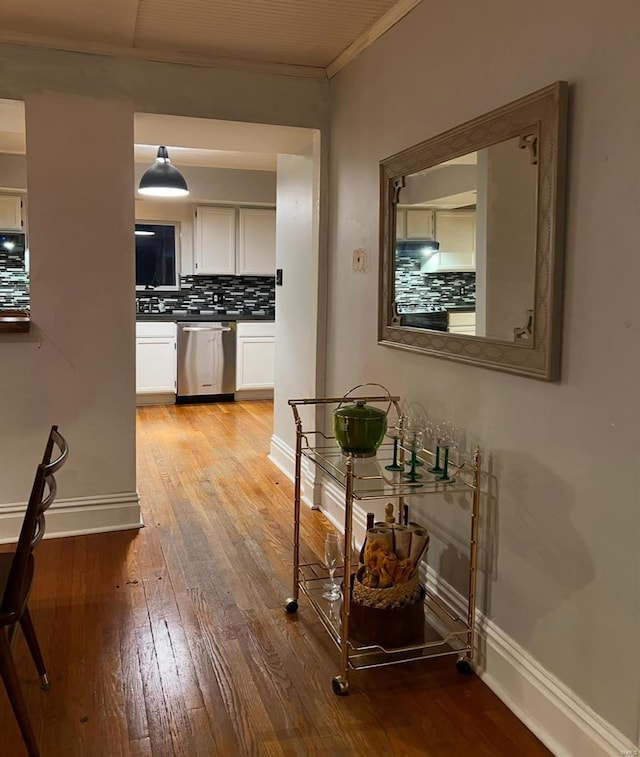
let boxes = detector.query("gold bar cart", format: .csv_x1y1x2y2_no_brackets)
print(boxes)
285,395,481,696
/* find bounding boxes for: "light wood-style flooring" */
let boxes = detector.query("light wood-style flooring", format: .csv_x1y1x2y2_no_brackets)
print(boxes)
0,401,551,756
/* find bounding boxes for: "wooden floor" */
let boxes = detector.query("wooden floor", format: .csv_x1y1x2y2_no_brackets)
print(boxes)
0,401,551,756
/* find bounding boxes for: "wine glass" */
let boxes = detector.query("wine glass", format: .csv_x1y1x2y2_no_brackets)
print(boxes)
405,403,429,466
402,427,424,482
384,414,405,472
428,421,447,475
322,532,343,600
437,424,462,482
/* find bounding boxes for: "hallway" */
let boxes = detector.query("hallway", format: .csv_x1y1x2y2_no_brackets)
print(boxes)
0,402,550,755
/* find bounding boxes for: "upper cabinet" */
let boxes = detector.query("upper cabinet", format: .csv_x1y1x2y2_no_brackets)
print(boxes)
435,210,476,270
238,208,276,275
194,206,236,275
194,205,276,276
396,208,435,240
0,195,23,231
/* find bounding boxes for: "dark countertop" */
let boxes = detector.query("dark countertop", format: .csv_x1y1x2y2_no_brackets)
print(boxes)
443,305,476,312
0,309,30,333
136,312,275,322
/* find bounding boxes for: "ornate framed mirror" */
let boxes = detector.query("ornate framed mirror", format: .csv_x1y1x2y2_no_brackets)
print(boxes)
378,81,568,381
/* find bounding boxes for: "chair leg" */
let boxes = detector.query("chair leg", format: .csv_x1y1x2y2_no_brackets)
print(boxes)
19,608,50,690
0,628,41,757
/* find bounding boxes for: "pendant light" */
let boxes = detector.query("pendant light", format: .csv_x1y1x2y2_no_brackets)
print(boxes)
138,146,189,197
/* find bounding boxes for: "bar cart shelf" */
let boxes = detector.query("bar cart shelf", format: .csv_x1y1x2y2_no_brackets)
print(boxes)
285,395,481,696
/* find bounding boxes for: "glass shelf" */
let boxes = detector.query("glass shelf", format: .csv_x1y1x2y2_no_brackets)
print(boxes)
301,440,475,501
297,563,470,670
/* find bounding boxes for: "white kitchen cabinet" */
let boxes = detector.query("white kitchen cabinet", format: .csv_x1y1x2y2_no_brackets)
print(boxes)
396,208,435,240
238,208,276,275
448,310,476,335
435,210,476,270
0,195,23,231
194,206,236,275
135,321,177,401
236,321,275,394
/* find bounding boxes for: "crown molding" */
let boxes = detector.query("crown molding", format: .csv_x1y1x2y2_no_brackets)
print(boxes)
0,30,328,80
326,0,423,78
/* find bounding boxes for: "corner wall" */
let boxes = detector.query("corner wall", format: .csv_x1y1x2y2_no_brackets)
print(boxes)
327,0,639,749
0,45,328,538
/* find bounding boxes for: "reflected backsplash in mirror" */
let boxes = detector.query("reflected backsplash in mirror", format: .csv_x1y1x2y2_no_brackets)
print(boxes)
394,135,537,342
0,233,29,310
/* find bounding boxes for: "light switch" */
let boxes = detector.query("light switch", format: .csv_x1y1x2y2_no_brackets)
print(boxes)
353,248,367,273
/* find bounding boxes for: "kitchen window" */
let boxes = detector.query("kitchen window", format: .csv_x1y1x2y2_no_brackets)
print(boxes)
135,221,180,290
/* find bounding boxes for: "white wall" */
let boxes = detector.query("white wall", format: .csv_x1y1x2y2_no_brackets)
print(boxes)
327,0,639,749
0,93,139,527
270,136,323,498
484,139,537,340
0,44,327,537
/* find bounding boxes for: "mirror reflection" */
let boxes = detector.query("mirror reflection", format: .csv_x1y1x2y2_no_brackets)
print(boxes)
394,135,538,342
379,81,568,380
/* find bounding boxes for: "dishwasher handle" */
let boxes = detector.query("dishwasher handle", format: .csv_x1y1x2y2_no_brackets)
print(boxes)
182,325,232,332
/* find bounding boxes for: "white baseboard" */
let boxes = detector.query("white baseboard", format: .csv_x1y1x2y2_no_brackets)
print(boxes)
0,491,142,543
268,434,317,509
422,561,637,757
235,389,274,401
316,480,637,757
136,392,175,406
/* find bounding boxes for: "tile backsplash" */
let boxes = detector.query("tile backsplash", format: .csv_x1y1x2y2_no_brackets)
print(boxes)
395,260,476,309
0,250,29,309
136,275,275,316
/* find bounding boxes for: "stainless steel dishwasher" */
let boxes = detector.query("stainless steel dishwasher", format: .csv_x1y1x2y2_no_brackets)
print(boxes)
176,321,236,401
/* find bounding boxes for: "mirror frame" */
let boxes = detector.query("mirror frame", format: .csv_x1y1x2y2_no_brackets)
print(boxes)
378,81,568,381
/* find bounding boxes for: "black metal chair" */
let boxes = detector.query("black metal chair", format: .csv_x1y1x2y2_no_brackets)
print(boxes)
0,425,69,757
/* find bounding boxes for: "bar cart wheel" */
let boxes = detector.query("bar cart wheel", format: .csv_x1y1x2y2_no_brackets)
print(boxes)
456,656,473,675
284,598,299,614
331,676,350,696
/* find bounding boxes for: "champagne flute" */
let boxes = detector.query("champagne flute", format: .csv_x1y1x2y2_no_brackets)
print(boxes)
322,532,343,600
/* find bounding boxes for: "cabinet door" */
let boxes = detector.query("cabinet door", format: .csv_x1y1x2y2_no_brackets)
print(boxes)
405,209,435,239
194,206,236,275
436,211,476,268
238,208,276,275
0,195,23,231
236,337,275,390
136,337,176,393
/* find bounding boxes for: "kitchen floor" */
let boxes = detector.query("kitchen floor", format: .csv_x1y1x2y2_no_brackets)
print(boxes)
0,401,551,756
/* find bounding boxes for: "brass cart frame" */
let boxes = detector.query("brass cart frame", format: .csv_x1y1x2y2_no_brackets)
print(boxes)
285,396,481,696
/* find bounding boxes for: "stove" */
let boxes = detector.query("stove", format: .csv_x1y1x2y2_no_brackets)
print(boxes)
398,306,448,331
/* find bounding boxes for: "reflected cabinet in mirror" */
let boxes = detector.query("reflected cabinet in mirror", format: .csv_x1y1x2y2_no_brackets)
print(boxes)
379,82,568,381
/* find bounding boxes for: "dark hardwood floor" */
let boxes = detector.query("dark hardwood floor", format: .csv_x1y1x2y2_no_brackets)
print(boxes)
0,401,551,755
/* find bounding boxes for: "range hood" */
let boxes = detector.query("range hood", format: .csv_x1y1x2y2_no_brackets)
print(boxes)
395,239,439,255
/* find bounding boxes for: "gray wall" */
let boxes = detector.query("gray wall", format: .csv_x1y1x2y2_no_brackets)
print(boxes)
0,45,327,523
327,0,639,744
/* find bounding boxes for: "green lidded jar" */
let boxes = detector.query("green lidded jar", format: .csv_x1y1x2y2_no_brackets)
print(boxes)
334,398,387,458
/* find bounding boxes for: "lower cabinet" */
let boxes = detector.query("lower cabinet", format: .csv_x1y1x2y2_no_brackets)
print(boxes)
135,322,177,402
236,321,275,396
447,311,476,335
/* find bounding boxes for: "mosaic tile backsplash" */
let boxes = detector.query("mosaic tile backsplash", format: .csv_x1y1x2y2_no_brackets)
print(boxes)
136,275,275,317
395,257,476,309
0,250,29,309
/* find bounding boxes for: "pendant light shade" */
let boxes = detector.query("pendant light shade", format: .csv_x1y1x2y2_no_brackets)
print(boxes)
138,146,189,197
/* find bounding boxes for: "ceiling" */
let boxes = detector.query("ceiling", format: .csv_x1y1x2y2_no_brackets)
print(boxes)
0,0,422,77
0,2,422,170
